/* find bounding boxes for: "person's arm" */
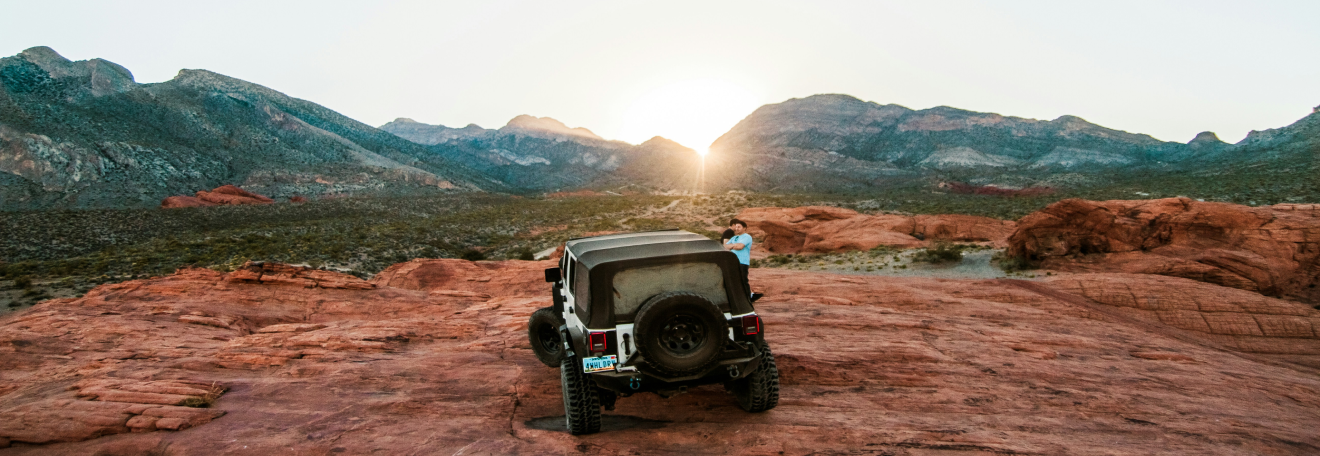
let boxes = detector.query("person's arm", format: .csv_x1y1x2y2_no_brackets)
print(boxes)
725,234,748,250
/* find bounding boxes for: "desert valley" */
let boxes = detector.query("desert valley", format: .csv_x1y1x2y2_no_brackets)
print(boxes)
2,34,1319,456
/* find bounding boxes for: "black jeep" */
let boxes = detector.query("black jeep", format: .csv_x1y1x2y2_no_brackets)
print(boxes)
528,230,779,434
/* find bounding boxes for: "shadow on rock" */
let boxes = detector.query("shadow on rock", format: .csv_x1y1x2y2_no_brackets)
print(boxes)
524,415,670,433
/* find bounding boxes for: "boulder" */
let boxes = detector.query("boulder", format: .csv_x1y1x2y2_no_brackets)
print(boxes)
736,206,1016,254
1007,198,1320,304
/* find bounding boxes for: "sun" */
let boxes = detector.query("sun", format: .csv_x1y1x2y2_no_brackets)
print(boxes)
618,79,761,155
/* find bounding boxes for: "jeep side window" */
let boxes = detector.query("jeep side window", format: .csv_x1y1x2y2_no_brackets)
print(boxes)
563,257,574,296
573,259,589,314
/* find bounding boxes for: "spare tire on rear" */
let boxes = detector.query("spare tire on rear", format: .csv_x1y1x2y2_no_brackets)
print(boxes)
633,291,727,377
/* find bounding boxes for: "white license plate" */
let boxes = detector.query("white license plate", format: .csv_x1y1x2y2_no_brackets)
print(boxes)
582,355,617,373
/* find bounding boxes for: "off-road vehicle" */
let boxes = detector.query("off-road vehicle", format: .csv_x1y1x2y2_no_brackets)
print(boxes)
527,230,779,435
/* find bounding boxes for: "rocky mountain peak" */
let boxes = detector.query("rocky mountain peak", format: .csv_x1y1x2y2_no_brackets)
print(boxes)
638,136,693,151
1188,131,1225,146
1052,114,1090,125
502,115,604,140
391,117,419,124
4,46,135,97
18,46,71,70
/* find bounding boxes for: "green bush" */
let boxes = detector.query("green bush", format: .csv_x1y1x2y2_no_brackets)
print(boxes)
992,251,1037,272
459,249,486,261
912,242,970,263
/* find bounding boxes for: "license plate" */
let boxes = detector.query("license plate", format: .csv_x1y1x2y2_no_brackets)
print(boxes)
582,355,617,373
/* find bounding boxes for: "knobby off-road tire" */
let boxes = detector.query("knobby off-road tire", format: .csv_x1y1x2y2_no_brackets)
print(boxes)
732,341,780,412
528,307,564,367
560,355,602,435
633,291,728,377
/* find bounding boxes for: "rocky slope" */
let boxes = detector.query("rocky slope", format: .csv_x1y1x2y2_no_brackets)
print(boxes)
0,47,494,210
380,117,706,192
2,258,1318,454
1008,198,1320,305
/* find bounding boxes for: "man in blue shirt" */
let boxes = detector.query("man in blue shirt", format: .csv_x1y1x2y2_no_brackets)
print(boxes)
723,218,754,298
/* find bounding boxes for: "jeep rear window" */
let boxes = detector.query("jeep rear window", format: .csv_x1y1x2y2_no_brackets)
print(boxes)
612,262,727,317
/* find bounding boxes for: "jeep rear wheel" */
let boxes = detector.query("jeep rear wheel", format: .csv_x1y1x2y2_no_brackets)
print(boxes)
633,291,727,377
561,355,602,435
528,307,564,367
732,341,780,412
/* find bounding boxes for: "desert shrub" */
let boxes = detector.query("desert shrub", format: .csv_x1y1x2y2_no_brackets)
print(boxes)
459,249,486,261
992,251,1037,272
14,276,32,289
179,383,226,408
912,242,971,263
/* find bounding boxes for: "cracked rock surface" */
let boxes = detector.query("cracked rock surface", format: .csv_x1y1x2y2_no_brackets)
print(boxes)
2,260,1319,454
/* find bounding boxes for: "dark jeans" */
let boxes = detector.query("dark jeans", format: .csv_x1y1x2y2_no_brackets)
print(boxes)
739,264,751,296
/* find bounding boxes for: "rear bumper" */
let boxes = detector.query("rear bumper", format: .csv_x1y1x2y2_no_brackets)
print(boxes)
589,340,764,394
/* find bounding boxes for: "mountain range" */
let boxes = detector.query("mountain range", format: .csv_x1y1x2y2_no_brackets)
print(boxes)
1,46,1316,209
0,47,495,210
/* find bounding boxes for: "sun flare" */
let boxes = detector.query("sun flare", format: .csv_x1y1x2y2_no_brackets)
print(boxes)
618,79,760,155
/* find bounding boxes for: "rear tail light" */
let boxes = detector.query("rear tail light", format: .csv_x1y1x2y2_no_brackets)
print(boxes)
741,315,761,335
589,331,608,352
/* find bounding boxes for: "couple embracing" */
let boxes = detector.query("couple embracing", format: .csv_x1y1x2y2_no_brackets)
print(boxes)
721,218,758,300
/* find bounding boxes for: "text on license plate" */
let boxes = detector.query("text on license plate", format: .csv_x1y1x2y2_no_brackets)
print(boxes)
582,355,617,373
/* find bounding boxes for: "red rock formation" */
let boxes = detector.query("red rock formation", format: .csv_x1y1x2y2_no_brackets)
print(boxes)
159,196,216,208
289,196,308,203
1007,198,1320,304
161,185,275,208
196,185,274,206
3,261,1319,453
736,206,1017,254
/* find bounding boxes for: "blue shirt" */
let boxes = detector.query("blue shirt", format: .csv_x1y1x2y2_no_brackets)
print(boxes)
726,233,753,265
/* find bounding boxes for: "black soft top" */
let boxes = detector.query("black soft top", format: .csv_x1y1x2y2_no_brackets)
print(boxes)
563,230,753,327
566,230,723,269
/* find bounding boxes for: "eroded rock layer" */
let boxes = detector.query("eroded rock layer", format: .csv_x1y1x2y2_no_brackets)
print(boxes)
2,260,1319,454
1008,198,1320,304
736,206,1017,254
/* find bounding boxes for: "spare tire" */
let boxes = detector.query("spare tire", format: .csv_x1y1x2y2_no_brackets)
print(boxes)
528,307,565,367
633,291,727,377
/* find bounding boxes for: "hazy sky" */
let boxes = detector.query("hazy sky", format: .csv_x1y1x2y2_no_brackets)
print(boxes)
4,1,1317,150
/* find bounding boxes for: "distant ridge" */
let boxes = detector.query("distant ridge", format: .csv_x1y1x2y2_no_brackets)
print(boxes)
0,47,494,209
380,118,703,192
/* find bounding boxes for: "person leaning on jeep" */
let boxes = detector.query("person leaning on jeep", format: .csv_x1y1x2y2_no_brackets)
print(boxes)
723,218,754,297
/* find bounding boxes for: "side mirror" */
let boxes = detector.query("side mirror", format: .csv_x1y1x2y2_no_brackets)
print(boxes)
544,267,561,283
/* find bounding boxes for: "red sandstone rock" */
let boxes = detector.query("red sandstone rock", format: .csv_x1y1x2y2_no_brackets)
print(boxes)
196,185,274,206
159,196,216,209
161,185,275,208
224,261,374,290
1,260,1318,453
1008,198,1320,304
290,196,308,203
737,206,1017,254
